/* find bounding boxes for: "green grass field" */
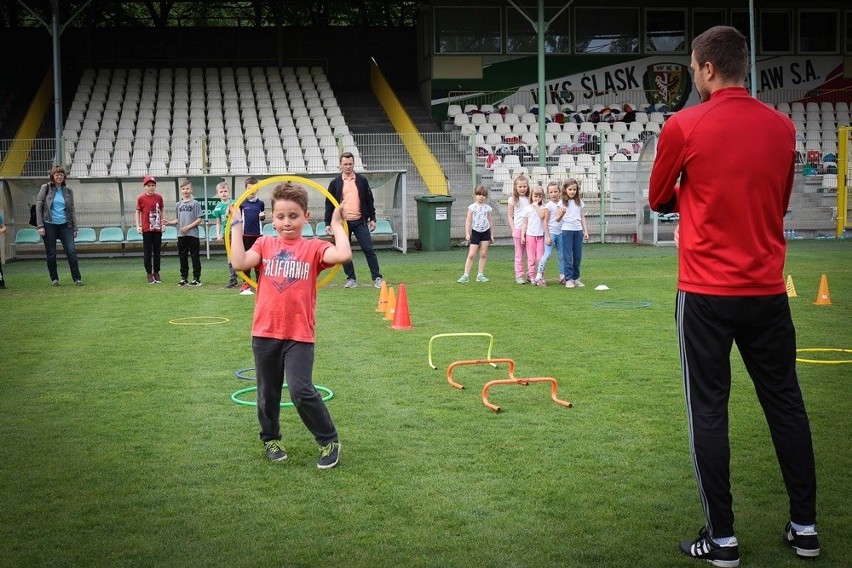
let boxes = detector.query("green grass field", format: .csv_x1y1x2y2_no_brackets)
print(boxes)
1,240,850,567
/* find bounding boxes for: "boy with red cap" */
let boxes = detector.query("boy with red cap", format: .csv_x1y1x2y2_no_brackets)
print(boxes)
135,175,166,283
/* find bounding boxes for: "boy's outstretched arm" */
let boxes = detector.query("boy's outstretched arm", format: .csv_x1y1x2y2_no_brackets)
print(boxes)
323,207,352,265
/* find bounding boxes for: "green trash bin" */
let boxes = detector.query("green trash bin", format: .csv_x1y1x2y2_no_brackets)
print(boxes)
414,194,456,251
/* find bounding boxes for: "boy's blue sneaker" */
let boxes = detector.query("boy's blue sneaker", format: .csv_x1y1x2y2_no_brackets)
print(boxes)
679,527,739,567
317,441,340,469
783,523,819,558
263,440,288,462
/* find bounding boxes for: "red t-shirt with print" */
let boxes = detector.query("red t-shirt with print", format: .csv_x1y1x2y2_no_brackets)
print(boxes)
249,236,333,343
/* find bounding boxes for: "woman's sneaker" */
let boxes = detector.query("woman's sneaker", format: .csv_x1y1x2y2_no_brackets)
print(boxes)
475,274,489,282
783,523,819,558
457,274,469,284
679,528,740,567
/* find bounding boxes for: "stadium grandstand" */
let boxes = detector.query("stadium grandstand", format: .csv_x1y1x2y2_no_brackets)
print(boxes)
1,0,850,260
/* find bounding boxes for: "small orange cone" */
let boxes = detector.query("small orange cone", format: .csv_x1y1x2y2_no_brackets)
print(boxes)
383,287,396,321
391,283,413,330
375,280,389,312
814,274,832,305
786,275,798,298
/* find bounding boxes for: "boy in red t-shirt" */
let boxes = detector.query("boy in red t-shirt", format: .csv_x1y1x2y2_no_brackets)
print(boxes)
135,175,165,283
229,182,351,469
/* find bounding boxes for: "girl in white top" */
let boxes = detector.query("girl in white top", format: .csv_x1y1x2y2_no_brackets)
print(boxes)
560,178,590,288
521,186,549,286
506,175,531,284
457,185,494,283
536,180,566,284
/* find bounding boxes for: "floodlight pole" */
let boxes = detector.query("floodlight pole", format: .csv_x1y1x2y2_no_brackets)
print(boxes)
17,0,93,166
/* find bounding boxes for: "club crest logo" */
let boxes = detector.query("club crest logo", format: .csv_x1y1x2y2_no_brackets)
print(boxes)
643,63,692,111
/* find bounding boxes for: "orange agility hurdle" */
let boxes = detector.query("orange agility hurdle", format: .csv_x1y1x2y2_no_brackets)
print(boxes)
446,358,572,413
482,377,572,413
446,358,516,389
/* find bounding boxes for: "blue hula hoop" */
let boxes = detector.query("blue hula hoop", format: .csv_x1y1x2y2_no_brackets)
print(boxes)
235,368,256,381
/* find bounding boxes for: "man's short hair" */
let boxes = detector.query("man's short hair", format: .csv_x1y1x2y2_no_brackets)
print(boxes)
692,25,749,82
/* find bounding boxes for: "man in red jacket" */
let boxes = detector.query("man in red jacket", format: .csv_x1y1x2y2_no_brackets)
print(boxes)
649,26,818,567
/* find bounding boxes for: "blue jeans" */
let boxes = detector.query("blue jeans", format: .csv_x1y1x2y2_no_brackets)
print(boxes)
343,219,382,282
561,229,584,281
537,230,564,277
43,222,81,282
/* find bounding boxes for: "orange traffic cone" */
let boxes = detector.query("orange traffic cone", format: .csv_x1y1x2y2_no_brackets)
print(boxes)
375,280,389,312
786,275,798,298
391,283,413,330
814,274,832,305
383,287,396,321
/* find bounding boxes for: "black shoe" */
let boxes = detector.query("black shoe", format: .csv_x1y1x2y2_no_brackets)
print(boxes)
178,280,188,286
679,527,740,567
317,441,340,469
0,280,5,289
226,280,240,288
189,280,201,286
783,523,820,558
263,440,288,462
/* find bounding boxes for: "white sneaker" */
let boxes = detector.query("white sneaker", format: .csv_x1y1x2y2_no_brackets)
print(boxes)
565,280,575,288
344,279,357,289
240,288,254,296
515,277,526,284
374,277,384,289
573,279,585,288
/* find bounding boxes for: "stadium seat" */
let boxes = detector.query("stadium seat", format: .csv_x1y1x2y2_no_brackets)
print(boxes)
373,219,398,248
126,227,144,242
76,227,97,243
98,227,125,243
14,228,41,244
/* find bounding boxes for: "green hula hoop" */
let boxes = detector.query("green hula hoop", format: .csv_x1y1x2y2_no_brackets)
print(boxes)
231,384,334,407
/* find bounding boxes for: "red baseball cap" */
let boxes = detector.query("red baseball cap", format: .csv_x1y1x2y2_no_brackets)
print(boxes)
142,175,157,185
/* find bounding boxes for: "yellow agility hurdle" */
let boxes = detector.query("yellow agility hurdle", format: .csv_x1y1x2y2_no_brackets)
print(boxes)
428,332,497,370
